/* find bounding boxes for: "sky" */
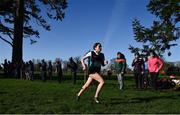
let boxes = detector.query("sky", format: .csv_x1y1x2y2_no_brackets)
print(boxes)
0,0,180,66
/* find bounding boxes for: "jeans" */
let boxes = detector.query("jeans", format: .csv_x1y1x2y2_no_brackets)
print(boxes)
117,73,124,90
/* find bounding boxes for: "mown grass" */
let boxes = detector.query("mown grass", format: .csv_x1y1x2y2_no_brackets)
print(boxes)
0,74,180,114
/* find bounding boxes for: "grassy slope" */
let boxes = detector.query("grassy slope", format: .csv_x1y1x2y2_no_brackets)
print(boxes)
0,75,180,114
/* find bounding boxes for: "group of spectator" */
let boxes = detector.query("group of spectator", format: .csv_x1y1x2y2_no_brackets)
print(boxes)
1,57,78,84
1,59,19,78
0,50,179,90
1,59,36,80
131,51,164,90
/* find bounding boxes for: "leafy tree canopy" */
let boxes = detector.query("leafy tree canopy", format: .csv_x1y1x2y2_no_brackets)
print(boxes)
129,0,180,57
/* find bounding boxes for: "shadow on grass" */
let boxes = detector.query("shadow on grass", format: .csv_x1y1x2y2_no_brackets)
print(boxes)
109,94,180,105
0,91,8,94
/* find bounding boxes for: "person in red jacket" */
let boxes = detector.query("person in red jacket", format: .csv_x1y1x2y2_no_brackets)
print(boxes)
148,51,164,90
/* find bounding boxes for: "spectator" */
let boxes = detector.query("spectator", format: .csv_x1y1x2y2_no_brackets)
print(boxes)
29,60,34,81
132,53,145,89
67,57,78,84
148,51,164,90
41,59,47,82
56,60,63,83
143,57,149,89
3,59,8,76
48,61,53,80
114,52,126,90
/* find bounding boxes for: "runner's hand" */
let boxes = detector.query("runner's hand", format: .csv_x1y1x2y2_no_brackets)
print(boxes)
82,65,86,71
105,60,108,65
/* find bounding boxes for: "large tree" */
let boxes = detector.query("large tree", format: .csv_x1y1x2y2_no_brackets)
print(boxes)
129,0,180,57
0,0,67,76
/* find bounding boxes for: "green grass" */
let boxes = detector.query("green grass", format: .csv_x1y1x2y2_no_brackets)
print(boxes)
0,75,180,114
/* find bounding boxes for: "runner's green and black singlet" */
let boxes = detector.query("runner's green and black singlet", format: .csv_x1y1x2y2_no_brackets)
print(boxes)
84,51,105,74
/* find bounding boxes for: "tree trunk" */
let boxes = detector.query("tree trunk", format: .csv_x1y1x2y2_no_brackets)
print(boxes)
12,0,24,77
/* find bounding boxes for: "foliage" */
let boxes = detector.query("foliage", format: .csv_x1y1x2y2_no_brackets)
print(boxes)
0,0,67,45
129,0,180,57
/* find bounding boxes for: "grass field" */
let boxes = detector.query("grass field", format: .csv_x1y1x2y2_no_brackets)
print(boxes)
0,74,180,114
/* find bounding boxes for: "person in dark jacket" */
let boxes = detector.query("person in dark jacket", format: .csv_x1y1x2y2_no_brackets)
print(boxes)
115,52,126,90
67,57,78,84
29,60,34,81
41,59,47,82
48,61,53,80
132,53,145,89
143,57,149,89
56,60,63,83
3,59,8,76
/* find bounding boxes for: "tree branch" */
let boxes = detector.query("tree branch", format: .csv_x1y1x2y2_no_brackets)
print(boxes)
7,33,13,40
0,36,13,47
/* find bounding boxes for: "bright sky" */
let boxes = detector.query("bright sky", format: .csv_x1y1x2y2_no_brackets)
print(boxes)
0,0,180,66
